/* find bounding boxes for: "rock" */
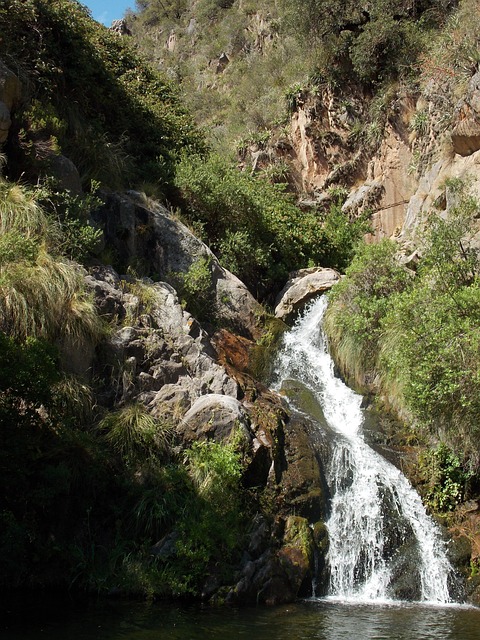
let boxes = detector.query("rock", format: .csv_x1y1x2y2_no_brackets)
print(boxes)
48,154,82,195
109,18,132,36
88,266,240,414
341,181,384,216
85,266,126,321
151,531,179,558
92,192,263,338
451,72,480,156
278,516,315,595
227,515,316,606
279,412,331,522
178,393,252,443
216,52,229,74
0,60,21,110
274,267,341,321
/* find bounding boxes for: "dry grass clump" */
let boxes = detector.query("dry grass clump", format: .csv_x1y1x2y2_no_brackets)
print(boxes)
0,178,102,344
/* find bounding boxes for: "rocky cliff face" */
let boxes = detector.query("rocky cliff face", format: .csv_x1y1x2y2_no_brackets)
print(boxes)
246,71,480,252
84,194,332,604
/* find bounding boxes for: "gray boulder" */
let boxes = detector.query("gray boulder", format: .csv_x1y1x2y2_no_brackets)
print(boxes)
88,267,239,415
274,267,341,321
178,393,252,443
92,192,263,338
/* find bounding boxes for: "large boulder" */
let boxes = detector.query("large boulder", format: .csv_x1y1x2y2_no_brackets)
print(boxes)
87,267,239,414
226,515,317,605
178,393,251,443
274,267,341,322
0,60,21,145
48,154,82,195
92,192,263,338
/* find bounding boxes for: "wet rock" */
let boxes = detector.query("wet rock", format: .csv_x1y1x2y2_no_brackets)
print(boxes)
274,268,341,322
227,515,315,606
279,413,331,522
278,516,315,595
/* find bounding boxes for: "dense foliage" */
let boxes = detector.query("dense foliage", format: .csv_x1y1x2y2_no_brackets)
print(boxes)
0,179,247,595
280,0,455,85
175,154,368,295
129,0,457,151
325,185,480,477
0,0,204,191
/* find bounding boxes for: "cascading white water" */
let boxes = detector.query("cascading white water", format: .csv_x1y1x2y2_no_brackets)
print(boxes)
272,295,453,604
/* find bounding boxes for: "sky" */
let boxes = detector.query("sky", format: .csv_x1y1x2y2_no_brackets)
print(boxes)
80,1,134,26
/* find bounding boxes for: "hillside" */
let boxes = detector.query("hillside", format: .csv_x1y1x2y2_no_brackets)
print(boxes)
0,0,480,605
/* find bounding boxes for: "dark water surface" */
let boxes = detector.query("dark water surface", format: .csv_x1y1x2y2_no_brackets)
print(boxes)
3,596,480,640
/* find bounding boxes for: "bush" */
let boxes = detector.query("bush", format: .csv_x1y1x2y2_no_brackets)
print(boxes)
280,0,451,86
175,153,365,296
0,0,205,190
172,255,217,323
421,444,473,512
0,179,101,343
99,403,174,466
325,240,412,381
325,187,480,466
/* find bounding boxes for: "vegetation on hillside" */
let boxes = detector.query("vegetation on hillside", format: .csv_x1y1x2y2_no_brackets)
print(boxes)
0,177,249,596
0,0,479,600
325,181,480,508
129,0,457,151
0,0,204,192
175,154,368,295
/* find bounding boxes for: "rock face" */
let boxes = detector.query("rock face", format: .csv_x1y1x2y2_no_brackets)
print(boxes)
109,18,132,36
92,192,263,338
274,267,341,321
0,60,21,144
227,414,332,605
228,515,317,606
88,266,239,418
451,72,480,157
86,256,331,604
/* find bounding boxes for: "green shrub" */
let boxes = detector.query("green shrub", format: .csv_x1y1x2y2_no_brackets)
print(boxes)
325,239,413,381
176,153,353,295
166,438,245,594
280,0,450,86
325,186,480,464
421,443,473,512
173,255,217,323
99,403,174,465
0,0,205,190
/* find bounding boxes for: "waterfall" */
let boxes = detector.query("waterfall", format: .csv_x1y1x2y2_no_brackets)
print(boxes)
272,295,453,604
